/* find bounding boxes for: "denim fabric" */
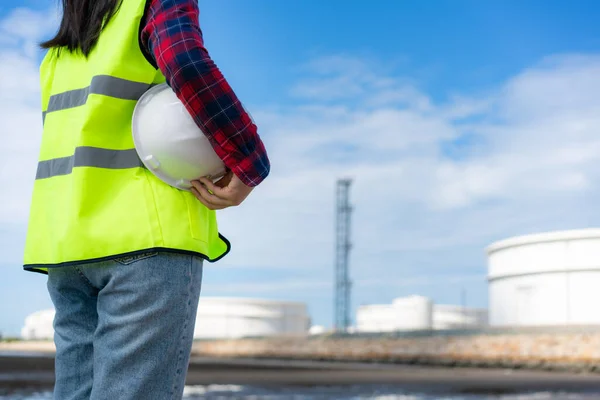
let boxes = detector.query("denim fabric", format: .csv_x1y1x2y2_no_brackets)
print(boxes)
46,252,203,400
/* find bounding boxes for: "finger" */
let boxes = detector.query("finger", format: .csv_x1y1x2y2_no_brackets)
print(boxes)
198,176,229,198
191,181,230,208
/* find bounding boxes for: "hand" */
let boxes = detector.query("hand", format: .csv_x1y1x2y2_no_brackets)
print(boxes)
190,170,253,210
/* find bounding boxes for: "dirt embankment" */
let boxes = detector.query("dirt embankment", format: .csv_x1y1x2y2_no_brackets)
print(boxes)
190,333,600,373
6,332,600,373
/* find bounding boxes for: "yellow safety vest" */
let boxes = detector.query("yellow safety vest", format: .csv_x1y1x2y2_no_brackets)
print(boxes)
23,0,230,273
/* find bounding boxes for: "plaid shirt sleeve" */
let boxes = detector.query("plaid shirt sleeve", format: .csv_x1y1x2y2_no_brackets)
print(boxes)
140,0,270,187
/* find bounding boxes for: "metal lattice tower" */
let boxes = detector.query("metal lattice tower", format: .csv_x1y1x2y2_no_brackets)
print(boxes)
334,178,353,332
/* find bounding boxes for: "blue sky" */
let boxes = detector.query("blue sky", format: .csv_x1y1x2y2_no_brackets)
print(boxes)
1,1,600,336
200,0,600,103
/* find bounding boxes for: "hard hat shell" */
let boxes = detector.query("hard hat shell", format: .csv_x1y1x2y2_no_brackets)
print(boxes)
132,83,226,191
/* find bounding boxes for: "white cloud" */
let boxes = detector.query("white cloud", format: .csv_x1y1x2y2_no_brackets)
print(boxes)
291,55,431,111
0,7,58,43
216,52,600,279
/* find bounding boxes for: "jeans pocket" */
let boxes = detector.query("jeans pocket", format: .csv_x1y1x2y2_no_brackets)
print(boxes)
114,251,159,265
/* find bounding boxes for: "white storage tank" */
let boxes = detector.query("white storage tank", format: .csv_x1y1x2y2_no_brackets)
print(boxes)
21,298,310,341
193,297,310,339
433,304,488,330
21,309,55,340
392,296,433,331
487,229,600,327
356,304,397,332
356,296,433,332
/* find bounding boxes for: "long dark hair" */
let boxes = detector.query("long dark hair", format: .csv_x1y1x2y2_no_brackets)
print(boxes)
41,0,122,56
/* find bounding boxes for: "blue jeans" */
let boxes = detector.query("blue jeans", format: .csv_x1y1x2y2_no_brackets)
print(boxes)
46,252,203,400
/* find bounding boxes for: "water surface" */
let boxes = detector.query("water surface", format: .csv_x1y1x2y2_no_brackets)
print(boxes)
2,385,600,400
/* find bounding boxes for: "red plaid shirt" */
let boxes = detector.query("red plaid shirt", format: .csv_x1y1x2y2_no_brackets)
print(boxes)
140,0,270,187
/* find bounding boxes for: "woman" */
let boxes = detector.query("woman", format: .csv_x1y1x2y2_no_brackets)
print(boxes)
23,0,270,398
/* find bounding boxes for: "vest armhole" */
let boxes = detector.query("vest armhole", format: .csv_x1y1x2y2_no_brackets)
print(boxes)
138,0,158,70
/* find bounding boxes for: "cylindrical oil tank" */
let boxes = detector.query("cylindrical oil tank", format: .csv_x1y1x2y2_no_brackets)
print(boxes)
193,297,310,339
392,295,433,331
487,229,600,326
433,304,488,330
356,304,397,332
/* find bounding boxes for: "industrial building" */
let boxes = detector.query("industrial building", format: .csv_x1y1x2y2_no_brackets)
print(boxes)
356,295,487,332
21,298,310,340
487,228,600,327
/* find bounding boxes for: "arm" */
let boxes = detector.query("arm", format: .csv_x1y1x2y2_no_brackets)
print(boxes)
140,0,270,188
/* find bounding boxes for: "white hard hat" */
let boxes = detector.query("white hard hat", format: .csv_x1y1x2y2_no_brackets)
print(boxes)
132,83,226,191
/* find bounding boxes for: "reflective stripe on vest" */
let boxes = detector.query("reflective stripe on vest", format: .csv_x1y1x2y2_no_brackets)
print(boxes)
36,147,143,180
46,75,152,115
23,0,230,273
